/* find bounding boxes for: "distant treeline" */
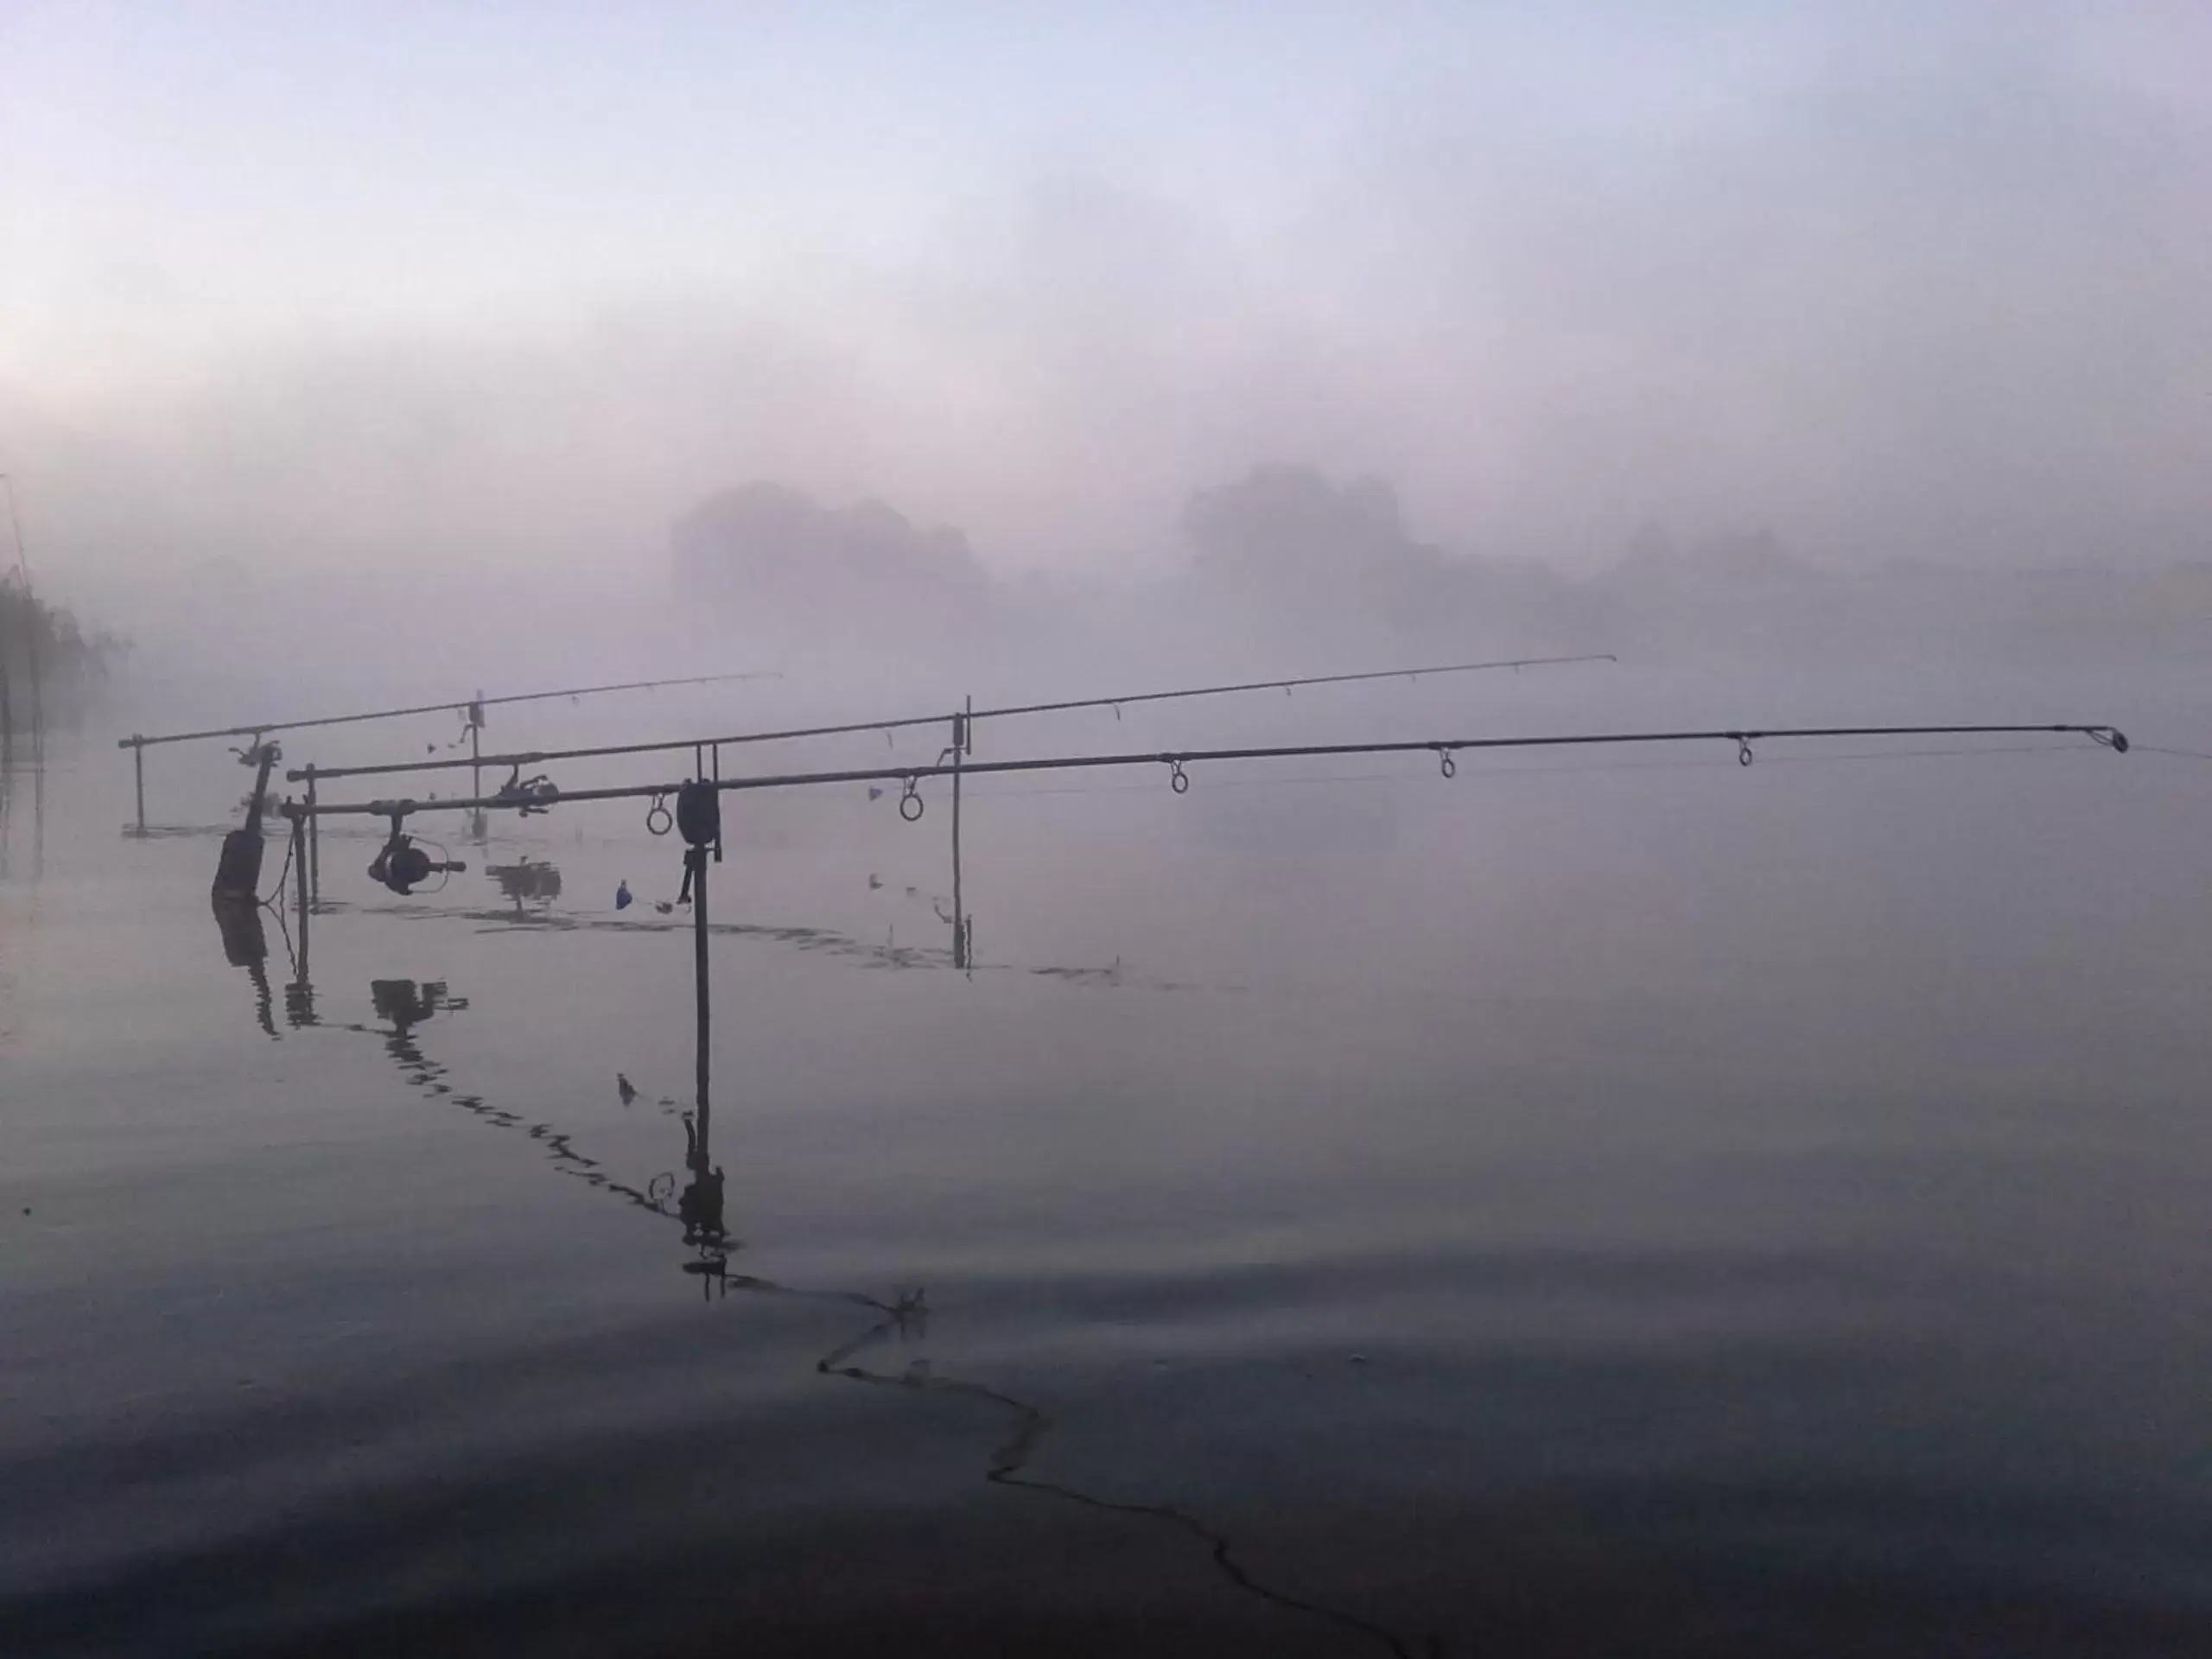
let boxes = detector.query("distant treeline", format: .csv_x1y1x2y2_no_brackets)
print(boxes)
1,575,118,734
667,466,2212,667
666,467,1607,652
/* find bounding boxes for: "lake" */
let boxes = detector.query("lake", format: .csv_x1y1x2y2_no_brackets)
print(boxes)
4,678,2209,1656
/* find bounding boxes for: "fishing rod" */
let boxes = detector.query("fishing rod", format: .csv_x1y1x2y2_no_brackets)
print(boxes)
296,721,2129,823
117,668,781,836
123,669,784,753
283,654,1616,787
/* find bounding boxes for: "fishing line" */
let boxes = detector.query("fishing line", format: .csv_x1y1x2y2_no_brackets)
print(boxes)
256,822,296,907
264,888,300,976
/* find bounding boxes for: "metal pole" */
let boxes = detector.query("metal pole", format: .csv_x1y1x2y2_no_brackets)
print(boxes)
291,806,309,965
691,844,710,1125
132,740,146,836
304,766,320,905
951,700,966,969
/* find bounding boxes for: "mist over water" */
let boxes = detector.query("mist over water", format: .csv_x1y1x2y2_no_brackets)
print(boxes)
5,3,2212,1653
7,622,2209,1654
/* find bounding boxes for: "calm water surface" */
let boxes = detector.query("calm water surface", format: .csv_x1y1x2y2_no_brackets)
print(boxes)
3,706,2209,1656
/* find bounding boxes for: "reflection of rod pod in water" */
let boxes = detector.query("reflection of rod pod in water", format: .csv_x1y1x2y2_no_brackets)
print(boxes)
211,893,270,967
486,857,564,918
371,978,448,1033
306,944,1410,1653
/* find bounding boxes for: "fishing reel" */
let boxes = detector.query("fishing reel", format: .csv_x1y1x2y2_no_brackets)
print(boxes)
494,765,560,816
368,810,467,896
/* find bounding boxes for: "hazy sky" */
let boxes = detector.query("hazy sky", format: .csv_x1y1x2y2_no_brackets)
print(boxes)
3,1,2207,586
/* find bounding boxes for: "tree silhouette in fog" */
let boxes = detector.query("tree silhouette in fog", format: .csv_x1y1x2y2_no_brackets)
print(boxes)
1182,464,1440,591
1,574,117,734
671,481,988,618
1177,462,1611,653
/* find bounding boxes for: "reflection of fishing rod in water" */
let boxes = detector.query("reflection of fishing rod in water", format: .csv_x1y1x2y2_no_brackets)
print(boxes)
657,1103,728,1260
343,973,682,1219
662,1222,1421,1648
270,937,1422,1650
804,1305,1421,1656
370,977,464,1054
211,899,280,1039
486,855,563,918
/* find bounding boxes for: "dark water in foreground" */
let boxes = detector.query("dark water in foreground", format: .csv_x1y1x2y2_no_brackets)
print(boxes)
3,715,2209,1656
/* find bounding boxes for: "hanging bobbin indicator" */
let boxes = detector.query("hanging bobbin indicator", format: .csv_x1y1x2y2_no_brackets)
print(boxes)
899,777,925,822
1437,746,1458,779
671,779,720,906
1166,760,1190,795
676,779,721,849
